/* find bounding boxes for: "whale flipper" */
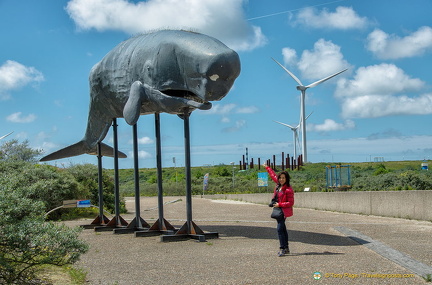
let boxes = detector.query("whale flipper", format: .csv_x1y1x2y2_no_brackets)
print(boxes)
123,81,144,126
40,141,126,161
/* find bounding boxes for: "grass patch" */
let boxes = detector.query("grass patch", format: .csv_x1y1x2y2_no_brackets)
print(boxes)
57,207,100,221
36,265,88,284
66,266,88,284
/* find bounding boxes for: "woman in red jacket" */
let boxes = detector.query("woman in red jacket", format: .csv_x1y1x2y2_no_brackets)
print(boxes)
265,164,294,256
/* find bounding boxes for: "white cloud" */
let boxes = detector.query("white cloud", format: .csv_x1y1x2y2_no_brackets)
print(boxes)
128,136,154,145
282,47,297,66
202,103,258,115
366,26,432,59
138,150,151,159
336,64,424,98
204,103,237,115
236,106,259,114
200,103,257,131
0,60,44,100
297,39,352,80
138,136,153,145
39,141,58,155
65,0,266,51
35,131,50,141
334,63,429,118
221,117,230,123
340,94,432,118
295,6,369,30
128,150,152,159
6,112,37,123
222,120,246,133
308,119,355,132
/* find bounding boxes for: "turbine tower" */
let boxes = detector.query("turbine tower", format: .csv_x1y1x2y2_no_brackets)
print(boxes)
0,131,13,140
274,112,312,159
272,58,347,163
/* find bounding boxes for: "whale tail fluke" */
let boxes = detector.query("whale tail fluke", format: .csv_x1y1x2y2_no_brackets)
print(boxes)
40,141,127,162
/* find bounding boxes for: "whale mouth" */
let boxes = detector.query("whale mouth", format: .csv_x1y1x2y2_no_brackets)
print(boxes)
160,89,211,110
161,89,206,104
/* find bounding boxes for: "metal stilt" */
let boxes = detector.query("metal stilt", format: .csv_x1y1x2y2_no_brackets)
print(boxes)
161,110,218,242
136,113,176,237
95,118,128,232
83,142,109,229
114,123,150,234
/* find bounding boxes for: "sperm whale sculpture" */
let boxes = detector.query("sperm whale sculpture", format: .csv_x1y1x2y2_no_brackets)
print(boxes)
40,30,241,161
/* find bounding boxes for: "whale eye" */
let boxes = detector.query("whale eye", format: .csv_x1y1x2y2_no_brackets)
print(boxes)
209,74,219,81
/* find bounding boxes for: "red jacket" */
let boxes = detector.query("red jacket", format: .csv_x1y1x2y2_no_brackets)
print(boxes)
266,166,294,218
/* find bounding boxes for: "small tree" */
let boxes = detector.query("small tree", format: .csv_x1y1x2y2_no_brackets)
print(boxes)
2,162,82,216
0,139,42,162
0,140,89,283
0,188,88,284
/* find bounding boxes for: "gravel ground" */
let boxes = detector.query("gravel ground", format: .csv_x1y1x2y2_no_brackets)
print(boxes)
65,196,432,284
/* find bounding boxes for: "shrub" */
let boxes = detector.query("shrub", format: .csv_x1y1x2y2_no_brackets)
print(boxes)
0,139,42,162
66,164,127,215
0,188,88,284
0,161,80,216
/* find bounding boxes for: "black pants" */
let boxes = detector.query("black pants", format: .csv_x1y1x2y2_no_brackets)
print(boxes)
276,218,289,249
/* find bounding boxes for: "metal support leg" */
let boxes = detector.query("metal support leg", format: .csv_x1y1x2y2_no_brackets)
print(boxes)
161,110,218,242
95,118,128,232
114,123,150,234
136,113,176,237
83,142,109,229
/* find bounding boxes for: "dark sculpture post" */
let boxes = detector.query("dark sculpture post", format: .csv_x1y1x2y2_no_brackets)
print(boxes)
136,113,175,237
184,111,192,228
95,118,128,231
114,124,150,234
97,143,104,222
161,110,218,242
83,142,110,228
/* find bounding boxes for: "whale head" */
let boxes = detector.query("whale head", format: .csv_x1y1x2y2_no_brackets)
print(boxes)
142,30,241,111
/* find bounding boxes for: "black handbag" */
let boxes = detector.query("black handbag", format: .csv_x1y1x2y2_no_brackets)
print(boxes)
271,207,284,220
270,190,284,220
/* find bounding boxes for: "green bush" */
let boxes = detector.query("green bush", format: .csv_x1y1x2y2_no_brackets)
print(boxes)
65,164,126,215
0,140,93,284
0,161,80,217
0,139,42,162
0,187,88,284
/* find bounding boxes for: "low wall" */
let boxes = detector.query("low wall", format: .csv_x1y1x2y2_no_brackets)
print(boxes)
198,190,432,221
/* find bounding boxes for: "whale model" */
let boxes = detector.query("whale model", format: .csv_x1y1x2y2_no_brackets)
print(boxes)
40,30,241,161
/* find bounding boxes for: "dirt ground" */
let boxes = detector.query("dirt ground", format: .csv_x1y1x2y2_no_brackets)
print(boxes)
62,196,431,284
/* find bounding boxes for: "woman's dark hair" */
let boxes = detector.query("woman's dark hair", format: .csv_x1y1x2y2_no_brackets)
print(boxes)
277,171,290,186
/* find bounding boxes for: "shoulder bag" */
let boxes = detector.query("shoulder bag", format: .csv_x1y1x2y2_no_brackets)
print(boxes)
270,191,284,220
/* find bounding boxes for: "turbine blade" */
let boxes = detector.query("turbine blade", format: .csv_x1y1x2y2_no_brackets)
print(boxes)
306,68,347,89
0,131,13,140
296,134,301,151
274,120,296,130
271,57,303,86
305,111,313,121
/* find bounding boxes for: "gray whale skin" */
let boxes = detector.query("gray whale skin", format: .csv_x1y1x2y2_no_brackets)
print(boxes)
40,30,241,161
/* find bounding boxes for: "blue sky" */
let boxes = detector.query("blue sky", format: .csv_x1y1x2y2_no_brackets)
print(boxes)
1,0,431,169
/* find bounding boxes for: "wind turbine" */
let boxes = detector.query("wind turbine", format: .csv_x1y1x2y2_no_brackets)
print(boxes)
274,112,312,159
272,58,347,163
0,131,13,140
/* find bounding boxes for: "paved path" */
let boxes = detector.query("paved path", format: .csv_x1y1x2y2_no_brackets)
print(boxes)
68,196,432,284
